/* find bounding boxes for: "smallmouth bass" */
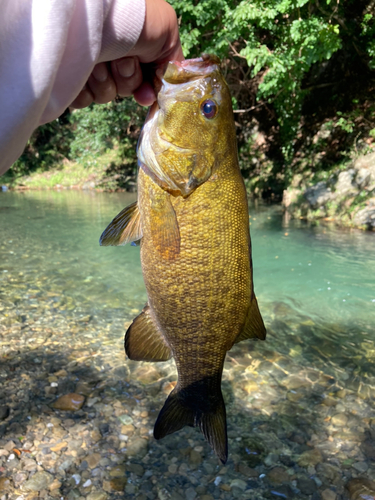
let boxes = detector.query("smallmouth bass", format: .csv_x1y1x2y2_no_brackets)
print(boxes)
100,55,266,463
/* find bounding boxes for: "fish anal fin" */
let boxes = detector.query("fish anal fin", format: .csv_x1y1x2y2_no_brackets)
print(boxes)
149,188,180,260
99,201,142,246
234,297,266,344
154,380,228,464
125,305,172,362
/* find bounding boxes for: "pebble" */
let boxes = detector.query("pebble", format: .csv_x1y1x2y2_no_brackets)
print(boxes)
346,478,375,499
23,471,54,491
321,489,337,500
86,492,107,500
230,479,247,491
352,461,368,473
267,467,290,484
297,448,323,467
86,453,101,469
331,413,348,426
52,393,85,411
0,406,10,421
126,437,148,457
0,477,12,492
1,202,375,500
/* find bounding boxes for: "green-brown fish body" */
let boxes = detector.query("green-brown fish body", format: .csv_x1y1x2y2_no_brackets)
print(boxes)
100,55,266,463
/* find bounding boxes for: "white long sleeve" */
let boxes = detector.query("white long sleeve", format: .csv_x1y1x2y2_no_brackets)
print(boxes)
0,0,145,175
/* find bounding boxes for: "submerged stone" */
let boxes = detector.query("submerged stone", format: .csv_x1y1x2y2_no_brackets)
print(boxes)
346,478,375,500
52,393,85,411
23,471,54,491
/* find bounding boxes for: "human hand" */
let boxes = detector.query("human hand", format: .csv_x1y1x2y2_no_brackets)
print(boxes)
70,0,183,109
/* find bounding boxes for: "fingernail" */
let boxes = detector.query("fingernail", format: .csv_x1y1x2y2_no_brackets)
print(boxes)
118,58,135,78
92,64,108,82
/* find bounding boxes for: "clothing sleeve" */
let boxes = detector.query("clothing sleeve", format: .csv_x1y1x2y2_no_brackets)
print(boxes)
0,0,145,176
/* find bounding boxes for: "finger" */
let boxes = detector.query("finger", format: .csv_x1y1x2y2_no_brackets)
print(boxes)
70,85,94,109
133,81,157,107
88,62,117,104
111,56,143,97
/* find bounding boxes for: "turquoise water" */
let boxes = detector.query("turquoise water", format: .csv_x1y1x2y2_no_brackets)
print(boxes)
1,190,374,382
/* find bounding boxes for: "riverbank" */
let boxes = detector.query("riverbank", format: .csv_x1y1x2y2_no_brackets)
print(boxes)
282,150,375,231
2,150,375,231
1,149,136,193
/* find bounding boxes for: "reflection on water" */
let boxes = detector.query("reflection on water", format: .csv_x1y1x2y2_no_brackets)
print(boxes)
1,190,375,496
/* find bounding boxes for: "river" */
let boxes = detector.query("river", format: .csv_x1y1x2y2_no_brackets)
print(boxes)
0,190,374,499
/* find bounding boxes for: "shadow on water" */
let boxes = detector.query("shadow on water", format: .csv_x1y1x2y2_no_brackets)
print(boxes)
0,319,374,499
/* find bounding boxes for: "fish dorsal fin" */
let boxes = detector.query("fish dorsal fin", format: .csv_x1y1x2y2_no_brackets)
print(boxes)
149,188,180,261
99,201,142,246
125,305,172,361
234,297,266,344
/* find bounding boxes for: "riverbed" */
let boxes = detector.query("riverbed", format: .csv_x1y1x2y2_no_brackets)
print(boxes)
0,190,374,500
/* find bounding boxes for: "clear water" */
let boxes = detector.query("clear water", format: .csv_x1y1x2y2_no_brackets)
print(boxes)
1,190,374,384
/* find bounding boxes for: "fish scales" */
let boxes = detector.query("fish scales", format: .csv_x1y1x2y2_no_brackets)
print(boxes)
100,54,266,463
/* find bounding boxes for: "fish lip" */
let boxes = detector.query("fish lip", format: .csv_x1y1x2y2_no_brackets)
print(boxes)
163,54,220,84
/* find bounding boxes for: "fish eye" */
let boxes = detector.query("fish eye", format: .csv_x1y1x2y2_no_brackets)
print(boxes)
201,99,217,119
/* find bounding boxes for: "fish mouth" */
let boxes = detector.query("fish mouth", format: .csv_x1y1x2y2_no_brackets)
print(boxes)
163,54,220,84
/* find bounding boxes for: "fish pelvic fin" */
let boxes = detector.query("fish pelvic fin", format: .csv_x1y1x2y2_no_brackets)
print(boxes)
125,305,172,361
154,381,228,464
234,296,266,344
99,201,142,246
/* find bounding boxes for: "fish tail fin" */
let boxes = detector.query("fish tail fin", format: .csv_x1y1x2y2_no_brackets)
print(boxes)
154,382,228,464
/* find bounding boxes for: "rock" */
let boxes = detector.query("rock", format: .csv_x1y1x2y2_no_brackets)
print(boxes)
297,476,317,495
86,492,107,500
335,169,356,195
240,438,264,467
52,393,85,411
0,477,12,491
118,414,133,425
109,466,126,477
352,461,368,473
50,441,68,452
126,463,144,476
346,478,375,500
126,437,148,457
321,490,336,500
353,202,375,230
331,413,348,426
23,471,54,491
110,477,127,491
189,449,202,466
304,181,333,208
360,439,375,460
0,406,10,421
135,365,161,384
85,453,101,469
267,467,289,485
185,487,197,500
264,453,279,466
230,479,247,491
297,448,323,467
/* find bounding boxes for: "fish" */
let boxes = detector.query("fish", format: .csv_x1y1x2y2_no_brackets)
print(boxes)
100,54,266,463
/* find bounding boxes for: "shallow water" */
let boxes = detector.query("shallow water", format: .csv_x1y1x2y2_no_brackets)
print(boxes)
1,190,375,499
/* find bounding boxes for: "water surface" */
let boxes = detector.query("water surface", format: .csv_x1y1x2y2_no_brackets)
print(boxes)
1,190,375,497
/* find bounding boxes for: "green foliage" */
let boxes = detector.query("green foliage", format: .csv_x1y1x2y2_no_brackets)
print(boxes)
69,99,145,167
170,0,372,160
11,116,73,176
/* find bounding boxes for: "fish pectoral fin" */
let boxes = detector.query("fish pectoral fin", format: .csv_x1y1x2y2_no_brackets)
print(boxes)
234,297,266,344
99,201,142,246
125,305,172,361
149,189,180,260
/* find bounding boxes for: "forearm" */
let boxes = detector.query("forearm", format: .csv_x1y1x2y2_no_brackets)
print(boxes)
0,0,145,176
